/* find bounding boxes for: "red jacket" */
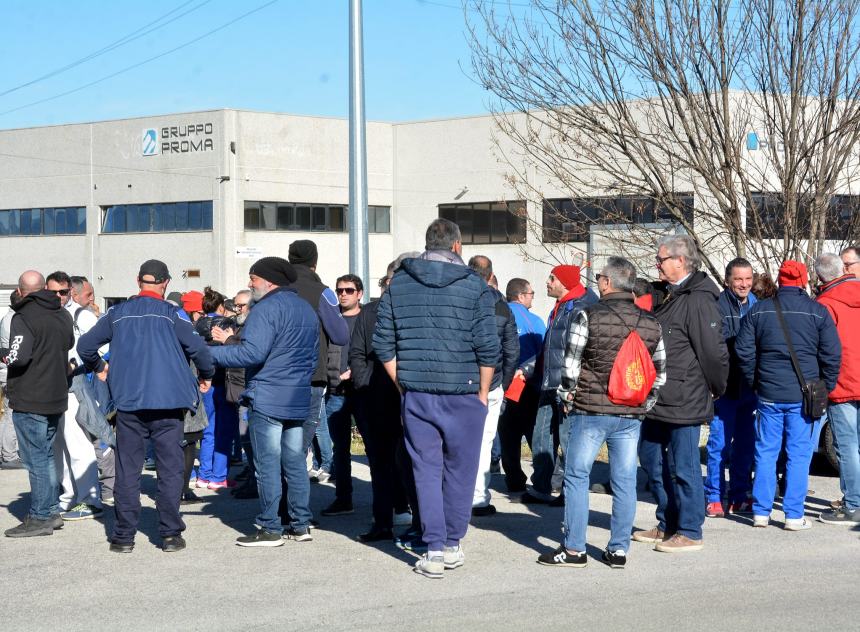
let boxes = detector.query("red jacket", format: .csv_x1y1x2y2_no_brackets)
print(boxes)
817,275,860,402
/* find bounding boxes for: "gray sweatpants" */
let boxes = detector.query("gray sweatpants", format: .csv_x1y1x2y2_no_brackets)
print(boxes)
0,390,19,462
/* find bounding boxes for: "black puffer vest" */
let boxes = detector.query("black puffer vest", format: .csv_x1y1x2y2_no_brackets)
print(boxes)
573,293,662,417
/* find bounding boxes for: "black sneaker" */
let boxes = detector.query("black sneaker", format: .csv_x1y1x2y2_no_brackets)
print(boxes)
357,525,394,542
232,485,259,500
589,481,613,495
818,508,860,524
109,540,134,553
549,494,565,507
517,491,550,505
321,499,354,516
471,504,497,517
284,527,313,542
4,516,55,538
162,535,186,552
180,490,203,505
236,529,284,547
537,546,587,567
601,549,627,568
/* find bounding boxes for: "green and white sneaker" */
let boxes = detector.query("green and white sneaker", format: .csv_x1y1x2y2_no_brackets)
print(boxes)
61,503,103,521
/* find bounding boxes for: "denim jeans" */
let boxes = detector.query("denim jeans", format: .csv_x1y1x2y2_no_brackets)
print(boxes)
704,395,757,503
828,401,860,510
530,393,563,498
639,419,706,540
563,412,641,553
12,411,61,520
327,391,358,502
304,386,331,470
752,400,817,519
249,408,311,533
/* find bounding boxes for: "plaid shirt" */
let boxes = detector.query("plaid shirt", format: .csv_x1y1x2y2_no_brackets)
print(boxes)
558,309,667,413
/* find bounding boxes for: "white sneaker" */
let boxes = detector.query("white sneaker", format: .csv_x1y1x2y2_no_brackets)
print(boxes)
443,545,465,569
784,517,812,531
752,514,770,528
393,511,412,527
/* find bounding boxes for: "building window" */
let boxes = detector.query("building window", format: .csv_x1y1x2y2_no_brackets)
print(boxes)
104,297,128,310
243,201,391,233
102,201,213,234
542,195,694,243
748,193,860,240
437,201,526,245
0,207,86,236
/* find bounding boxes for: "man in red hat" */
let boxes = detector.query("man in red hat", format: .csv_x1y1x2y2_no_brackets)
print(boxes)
518,263,598,504
736,260,841,531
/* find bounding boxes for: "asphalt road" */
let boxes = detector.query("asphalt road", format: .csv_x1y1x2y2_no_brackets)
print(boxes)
1,456,856,631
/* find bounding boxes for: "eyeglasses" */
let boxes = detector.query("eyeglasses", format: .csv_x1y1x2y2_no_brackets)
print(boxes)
655,254,678,265
595,273,607,282
336,287,357,295
520,291,535,296
234,303,248,309
844,260,860,269
54,288,71,296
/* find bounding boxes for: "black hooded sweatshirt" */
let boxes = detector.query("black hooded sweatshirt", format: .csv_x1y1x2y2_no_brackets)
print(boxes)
0,290,74,415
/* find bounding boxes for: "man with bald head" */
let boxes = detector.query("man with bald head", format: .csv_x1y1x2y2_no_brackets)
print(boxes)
1,270,74,537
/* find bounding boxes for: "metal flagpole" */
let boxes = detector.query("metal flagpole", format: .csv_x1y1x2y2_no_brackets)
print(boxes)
348,0,369,299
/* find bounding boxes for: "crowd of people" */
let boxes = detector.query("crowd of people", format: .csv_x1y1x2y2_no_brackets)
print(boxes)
1,221,858,577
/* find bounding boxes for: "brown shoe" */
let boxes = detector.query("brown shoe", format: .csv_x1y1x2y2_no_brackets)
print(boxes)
631,527,665,543
655,534,703,553
830,498,844,510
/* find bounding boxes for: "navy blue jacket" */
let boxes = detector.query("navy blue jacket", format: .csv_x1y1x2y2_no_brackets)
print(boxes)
539,289,599,392
717,289,757,399
489,287,520,391
373,257,499,394
78,294,214,412
736,286,841,403
209,286,318,420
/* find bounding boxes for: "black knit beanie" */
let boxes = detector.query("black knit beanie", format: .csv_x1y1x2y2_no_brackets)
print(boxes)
249,256,297,286
288,240,318,267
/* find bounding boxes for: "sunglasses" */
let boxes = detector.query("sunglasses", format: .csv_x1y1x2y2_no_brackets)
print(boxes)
336,287,358,295
54,289,71,296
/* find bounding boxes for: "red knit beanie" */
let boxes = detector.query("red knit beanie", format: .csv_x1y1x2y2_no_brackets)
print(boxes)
777,260,808,288
551,265,582,290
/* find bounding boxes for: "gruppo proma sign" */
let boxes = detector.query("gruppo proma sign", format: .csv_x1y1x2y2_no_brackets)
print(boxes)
141,123,214,156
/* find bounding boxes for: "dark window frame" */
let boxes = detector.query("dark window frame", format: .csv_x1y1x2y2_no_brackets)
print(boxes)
542,194,694,243
101,201,213,234
244,201,391,234
0,206,87,237
437,200,526,245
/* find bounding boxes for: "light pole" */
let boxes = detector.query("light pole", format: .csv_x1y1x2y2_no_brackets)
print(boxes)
349,0,369,298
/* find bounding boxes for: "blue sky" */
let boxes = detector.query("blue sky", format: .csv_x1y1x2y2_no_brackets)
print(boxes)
0,0,514,130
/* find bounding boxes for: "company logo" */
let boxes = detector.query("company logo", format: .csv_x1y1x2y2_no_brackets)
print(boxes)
624,359,645,391
142,128,159,156
746,132,759,151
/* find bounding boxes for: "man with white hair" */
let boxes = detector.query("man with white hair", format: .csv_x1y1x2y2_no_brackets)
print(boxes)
815,252,860,524
634,234,728,553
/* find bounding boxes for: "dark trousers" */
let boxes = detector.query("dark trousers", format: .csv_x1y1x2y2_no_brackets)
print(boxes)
182,430,204,495
402,391,486,552
497,385,538,492
113,409,185,543
639,419,705,540
355,390,410,528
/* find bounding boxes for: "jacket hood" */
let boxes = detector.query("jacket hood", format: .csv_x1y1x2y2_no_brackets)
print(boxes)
400,257,473,288
14,289,63,313
819,275,860,308
674,271,720,299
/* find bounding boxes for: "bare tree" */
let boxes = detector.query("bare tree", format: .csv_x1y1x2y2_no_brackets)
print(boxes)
468,0,860,277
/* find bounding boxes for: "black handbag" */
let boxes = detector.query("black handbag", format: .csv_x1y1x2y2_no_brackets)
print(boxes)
773,296,829,418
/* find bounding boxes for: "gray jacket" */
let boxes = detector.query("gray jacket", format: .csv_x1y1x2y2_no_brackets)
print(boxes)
69,373,115,447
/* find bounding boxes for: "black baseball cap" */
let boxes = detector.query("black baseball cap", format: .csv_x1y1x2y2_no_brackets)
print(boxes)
138,259,171,283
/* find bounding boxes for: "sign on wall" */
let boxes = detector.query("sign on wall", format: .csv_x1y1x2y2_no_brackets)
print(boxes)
141,123,214,156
